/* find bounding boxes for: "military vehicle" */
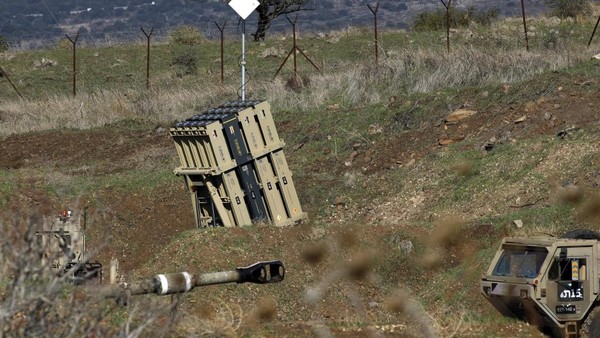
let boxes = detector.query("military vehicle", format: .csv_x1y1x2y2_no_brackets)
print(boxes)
93,260,285,303
481,230,600,337
37,209,102,284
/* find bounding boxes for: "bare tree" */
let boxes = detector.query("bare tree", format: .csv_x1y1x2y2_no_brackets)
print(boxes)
215,0,312,41
253,0,312,41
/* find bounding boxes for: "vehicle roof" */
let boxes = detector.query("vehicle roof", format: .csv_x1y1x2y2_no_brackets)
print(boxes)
502,236,599,247
502,236,558,247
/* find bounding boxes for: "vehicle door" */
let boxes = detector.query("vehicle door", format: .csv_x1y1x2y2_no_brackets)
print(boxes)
545,246,594,321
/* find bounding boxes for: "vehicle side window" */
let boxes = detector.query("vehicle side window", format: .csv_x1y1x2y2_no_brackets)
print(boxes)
549,258,587,281
493,255,509,275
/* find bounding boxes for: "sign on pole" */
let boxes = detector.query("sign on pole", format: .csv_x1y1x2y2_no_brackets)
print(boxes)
229,0,260,20
228,0,260,101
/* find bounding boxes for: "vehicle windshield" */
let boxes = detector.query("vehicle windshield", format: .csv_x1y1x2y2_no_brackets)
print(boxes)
492,246,548,278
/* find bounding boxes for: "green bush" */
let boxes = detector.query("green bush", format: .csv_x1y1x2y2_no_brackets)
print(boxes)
0,35,8,52
412,6,498,31
169,26,202,76
545,0,590,18
172,50,198,76
169,25,204,46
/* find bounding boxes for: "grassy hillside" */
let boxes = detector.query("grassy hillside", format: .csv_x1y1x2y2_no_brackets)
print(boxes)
1,11,600,337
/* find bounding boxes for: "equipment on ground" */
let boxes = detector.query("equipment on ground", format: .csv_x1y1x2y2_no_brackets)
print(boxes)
170,100,307,228
481,230,600,337
93,260,284,303
37,209,102,285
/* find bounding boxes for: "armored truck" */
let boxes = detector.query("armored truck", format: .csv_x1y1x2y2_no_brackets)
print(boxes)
481,230,600,337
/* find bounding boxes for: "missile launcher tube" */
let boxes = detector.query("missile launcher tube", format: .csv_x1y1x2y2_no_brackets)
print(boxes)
170,100,307,228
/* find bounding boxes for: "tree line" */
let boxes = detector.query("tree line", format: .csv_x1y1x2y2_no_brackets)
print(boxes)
0,0,594,50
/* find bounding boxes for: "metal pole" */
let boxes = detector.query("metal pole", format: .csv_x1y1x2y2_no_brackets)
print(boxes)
520,0,529,51
73,37,76,96
292,17,297,79
273,48,295,79
368,3,380,65
0,66,24,100
374,6,379,64
146,30,150,90
82,207,87,262
588,15,600,47
141,27,154,90
446,0,451,53
273,15,321,79
241,19,246,101
215,21,227,84
66,33,79,96
439,0,451,53
221,28,225,85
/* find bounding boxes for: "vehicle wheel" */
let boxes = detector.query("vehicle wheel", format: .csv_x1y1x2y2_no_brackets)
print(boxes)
580,306,600,338
562,229,600,240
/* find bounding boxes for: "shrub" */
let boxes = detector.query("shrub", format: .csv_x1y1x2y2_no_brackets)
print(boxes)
412,6,498,31
0,35,8,52
169,25,204,46
172,51,198,76
545,0,590,18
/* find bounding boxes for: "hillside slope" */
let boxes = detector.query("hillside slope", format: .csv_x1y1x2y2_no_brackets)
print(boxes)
1,14,600,336
1,59,599,337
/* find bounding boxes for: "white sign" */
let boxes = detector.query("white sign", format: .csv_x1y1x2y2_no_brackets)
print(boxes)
228,0,260,20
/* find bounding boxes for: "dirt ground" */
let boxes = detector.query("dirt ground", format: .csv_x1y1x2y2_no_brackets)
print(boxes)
1,69,599,336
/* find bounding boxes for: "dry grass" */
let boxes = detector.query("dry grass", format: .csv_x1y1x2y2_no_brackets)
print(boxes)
384,289,438,338
0,86,236,135
176,299,243,337
299,229,442,337
0,18,596,136
0,213,234,338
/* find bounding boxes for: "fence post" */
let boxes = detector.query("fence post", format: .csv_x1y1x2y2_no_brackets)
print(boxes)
588,15,600,47
520,0,530,51
274,15,321,79
367,2,380,66
0,65,24,100
66,33,79,96
440,0,452,53
141,27,154,90
215,21,227,85
291,16,298,78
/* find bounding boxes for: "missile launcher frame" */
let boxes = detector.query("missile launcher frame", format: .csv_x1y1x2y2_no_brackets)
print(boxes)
170,100,307,228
